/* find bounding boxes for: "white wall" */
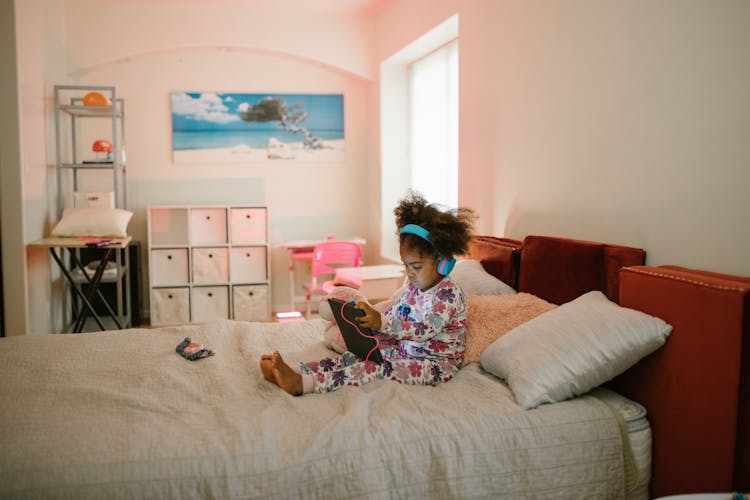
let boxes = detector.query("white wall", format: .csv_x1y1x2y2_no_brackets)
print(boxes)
16,0,379,331
6,0,69,335
9,0,750,334
375,0,750,276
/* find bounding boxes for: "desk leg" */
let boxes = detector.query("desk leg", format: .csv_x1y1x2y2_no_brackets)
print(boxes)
50,248,107,333
69,249,123,332
121,246,131,327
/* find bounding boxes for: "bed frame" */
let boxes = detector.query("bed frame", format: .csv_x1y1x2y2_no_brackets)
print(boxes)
469,234,750,498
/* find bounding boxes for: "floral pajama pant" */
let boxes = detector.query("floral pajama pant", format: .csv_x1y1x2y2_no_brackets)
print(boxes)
298,346,460,394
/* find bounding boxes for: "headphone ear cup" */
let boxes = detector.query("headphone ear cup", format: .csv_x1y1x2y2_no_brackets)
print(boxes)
436,257,456,276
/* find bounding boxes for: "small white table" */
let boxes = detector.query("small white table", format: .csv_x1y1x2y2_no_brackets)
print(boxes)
335,264,405,302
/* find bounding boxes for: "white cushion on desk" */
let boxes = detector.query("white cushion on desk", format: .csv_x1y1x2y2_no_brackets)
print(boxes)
51,208,133,238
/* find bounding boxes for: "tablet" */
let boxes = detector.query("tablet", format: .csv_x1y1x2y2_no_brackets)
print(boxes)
327,298,383,364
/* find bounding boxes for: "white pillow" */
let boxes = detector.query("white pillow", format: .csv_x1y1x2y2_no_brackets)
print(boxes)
51,207,133,238
480,290,672,409
450,259,516,295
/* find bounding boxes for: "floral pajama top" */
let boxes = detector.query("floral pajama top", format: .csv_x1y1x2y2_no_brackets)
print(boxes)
300,276,467,393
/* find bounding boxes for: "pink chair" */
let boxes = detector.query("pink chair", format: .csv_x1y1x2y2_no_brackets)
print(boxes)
303,240,363,317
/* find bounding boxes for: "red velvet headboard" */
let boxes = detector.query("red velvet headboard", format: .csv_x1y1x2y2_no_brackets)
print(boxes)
469,234,646,305
613,265,750,497
516,235,645,304
468,236,522,289
468,234,750,497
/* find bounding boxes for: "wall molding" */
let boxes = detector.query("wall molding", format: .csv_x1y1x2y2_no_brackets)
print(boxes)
69,44,373,82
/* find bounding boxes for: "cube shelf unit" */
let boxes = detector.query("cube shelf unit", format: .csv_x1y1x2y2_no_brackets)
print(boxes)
147,205,271,326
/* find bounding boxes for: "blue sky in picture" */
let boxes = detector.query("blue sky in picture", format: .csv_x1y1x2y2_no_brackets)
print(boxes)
171,92,345,150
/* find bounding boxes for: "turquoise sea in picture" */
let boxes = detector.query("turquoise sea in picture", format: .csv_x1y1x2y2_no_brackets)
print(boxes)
172,129,344,151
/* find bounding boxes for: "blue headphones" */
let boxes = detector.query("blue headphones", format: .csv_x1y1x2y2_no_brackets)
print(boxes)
399,223,456,275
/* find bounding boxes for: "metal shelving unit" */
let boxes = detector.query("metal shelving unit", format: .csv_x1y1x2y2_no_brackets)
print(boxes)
54,84,127,218
52,84,131,331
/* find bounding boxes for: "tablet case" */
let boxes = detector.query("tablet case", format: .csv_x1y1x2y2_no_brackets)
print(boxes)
327,298,383,364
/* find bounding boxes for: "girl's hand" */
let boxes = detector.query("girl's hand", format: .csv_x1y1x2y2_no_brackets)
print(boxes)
355,301,382,331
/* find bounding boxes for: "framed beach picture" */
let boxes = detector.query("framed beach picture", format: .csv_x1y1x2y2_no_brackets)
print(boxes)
170,92,345,163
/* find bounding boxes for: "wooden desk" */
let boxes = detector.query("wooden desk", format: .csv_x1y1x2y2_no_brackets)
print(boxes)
281,237,365,312
335,264,405,302
30,236,132,332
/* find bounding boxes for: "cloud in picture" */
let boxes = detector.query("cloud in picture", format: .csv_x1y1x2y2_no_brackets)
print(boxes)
171,92,239,124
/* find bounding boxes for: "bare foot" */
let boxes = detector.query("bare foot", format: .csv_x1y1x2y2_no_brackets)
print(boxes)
271,351,303,396
260,354,275,383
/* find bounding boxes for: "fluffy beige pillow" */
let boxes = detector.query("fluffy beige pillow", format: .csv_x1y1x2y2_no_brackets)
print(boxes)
51,207,133,238
463,293,556,366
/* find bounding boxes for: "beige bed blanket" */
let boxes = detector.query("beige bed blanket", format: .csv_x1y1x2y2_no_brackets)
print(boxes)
0,319,631,499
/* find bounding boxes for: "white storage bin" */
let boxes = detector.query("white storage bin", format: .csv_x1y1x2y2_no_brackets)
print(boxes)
151,288,189,326
149,208,189,246
190,208,227,245
150,249,189,286
229,247,267,283
230,207,267,244
74,191,114,209
192,248,229,284
191,286,229,323
233,285,270,322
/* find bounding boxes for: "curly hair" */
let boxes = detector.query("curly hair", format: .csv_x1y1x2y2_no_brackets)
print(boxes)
394,190,477,259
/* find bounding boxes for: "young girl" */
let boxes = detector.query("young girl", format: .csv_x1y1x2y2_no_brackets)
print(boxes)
261,191,477,395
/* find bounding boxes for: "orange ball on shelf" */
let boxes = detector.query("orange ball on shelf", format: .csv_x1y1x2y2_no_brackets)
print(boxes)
82,91,110,106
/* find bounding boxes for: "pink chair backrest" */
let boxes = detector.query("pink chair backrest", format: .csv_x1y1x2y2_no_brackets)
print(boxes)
311,241,363,281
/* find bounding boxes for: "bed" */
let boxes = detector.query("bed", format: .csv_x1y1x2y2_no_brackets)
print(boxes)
469,235,750,498
1,234,747,499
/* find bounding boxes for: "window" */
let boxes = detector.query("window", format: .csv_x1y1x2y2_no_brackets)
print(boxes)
408,40,458,208
380,15,459,262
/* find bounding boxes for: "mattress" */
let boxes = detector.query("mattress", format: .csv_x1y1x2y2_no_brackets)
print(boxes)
592,387,652,500
0,319,652,499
